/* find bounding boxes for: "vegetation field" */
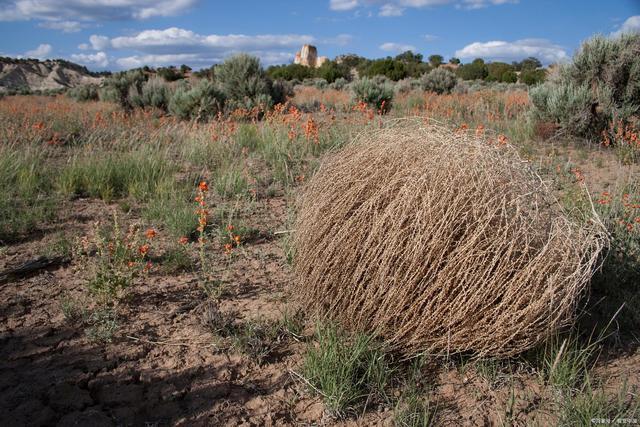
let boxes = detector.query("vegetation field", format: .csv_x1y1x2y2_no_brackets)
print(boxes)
1,38,639,426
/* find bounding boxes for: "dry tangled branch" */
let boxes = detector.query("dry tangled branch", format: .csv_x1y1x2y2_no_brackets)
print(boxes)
293,120,607,358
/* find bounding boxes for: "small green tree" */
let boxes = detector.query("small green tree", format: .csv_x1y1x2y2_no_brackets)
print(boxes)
168,80,225,121
428,54,444,68
457,58,488,81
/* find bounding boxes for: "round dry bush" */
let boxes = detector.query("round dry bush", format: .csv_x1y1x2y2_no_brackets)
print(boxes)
293,121,607,358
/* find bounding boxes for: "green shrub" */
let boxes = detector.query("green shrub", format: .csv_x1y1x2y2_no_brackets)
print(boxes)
420,68,458,94
529,81,599,136
351,77,394,111
530,33,640,139
214,54,273,110
100,69,147,110
168,80,225,121
135,78,173,111
67,84,99,102
270,79,294,105
329,77,349,90
457,58,488,80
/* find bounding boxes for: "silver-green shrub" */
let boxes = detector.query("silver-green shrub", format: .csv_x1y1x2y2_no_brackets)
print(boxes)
420,68,458,94
530,33,640,139
168,80,225,121
67,84,99,102
214,54,273,110
351,77,394,112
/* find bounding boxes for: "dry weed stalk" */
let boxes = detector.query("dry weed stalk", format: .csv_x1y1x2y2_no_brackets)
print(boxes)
293,120,607,357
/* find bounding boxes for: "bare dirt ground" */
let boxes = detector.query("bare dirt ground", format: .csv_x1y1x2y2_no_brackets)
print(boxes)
1,149,639,426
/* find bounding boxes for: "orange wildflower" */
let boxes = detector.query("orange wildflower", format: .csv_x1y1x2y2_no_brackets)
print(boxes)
198,181,209,192
138,244,150,256
145,228,157,239
179,236,189,245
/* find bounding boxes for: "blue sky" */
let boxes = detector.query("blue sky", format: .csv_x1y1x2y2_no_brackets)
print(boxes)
0,0,638,70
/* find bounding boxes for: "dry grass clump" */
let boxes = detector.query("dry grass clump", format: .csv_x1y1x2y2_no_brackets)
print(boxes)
293,120,607,357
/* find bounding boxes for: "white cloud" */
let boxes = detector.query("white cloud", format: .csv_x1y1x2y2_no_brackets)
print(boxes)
25,43,52,58
89,35,111,50
115,51,294,68
330,0,516,15
611,15,640,37
330,0,360,11
322,34,353,46
424,34,439,42
71,51,109,68
0,0,197,22
106,28,314,53
380,42,416,53
455,38,567,64
77,27,336,69
379,4,405,16
37,20,87,32
459,0,518,9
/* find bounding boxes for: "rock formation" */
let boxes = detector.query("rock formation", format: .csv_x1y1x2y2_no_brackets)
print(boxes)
0,58,103,92
294,45,328,68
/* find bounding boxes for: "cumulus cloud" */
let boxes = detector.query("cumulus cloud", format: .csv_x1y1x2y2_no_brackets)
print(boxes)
76,27,336,69
611,15,640,37
380,42,416,52
71,51,109,68
455,38,568,64
0,0,197,22
25,43,52,58
329,0,516,15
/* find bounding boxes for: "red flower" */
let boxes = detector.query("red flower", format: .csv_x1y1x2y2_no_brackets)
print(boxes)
198,181,209,192
179,236,189,245
145,228,157,239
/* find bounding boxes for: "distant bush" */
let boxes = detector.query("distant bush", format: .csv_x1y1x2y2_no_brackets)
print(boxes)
520,68,547,85
100,70,147,110
214,54,273,110
394,78,420,94
168,80,225,121
457,58,488,81
420,68,458,94
360,58,407,81
351,77,394,112
313,78,328,90
134,78,173,111
530,33,640,139
329,77,349,91
67,84,99,102
270,79,294,105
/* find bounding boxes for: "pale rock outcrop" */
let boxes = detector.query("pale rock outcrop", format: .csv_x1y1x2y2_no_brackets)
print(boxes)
294,45,328,68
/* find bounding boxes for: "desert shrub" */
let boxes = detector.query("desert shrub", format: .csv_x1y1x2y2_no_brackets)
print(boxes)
530,34,640,139
420,68,458,94
270,79,294,105
100,69,147,110
214,54,273,110
313,78,328,90
67,84,99,102
329,77,349,91
529,81,598,137
394,78,421,94
168,80,225,121
293,122,606,358
133,78,173,111
351,77,394,111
